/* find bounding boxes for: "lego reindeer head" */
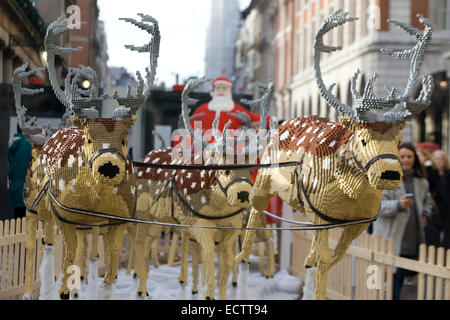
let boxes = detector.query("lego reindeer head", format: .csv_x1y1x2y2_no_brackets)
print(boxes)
44,14,160,186
314,11,433,190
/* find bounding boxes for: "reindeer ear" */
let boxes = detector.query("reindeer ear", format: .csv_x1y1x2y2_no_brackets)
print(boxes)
71,115,86,129
338,116,357,131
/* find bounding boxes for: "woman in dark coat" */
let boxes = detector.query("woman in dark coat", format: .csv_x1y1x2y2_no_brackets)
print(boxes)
431,150,450,249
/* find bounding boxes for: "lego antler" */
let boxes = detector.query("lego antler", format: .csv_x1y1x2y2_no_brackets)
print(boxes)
45,17,86,111
241,80,274,131
240,81,274,156
380,14,434,120
212,114,233,155
12,64,51,145
314,11,433,123
115,14,160,116
181,77,211,150
44,16,103,119
313,10,359,119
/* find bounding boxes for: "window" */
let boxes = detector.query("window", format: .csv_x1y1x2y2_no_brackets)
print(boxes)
433,0,450,30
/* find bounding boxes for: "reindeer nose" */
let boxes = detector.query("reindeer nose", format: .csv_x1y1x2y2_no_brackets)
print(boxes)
98,161,120,179
238,191,249,203
381,171,401,181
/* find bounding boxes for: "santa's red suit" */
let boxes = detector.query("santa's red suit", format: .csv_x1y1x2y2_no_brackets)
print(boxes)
191,103,262,135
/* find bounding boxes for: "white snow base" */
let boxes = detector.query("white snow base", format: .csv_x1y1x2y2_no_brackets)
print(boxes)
87,259,99,300
99,283,115,300
38,245,57,300
237,263,250,300
301,267,317,300
177,283,187,300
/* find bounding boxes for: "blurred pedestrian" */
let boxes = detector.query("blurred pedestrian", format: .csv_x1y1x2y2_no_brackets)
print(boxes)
416,147,442,247
431,150,450,249
7,124,32,220
374,143,432,300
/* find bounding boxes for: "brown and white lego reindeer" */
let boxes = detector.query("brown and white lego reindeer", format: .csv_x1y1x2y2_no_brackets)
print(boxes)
23,14,160,300
133,77,272,300
236,11,434,300
15,63,95,300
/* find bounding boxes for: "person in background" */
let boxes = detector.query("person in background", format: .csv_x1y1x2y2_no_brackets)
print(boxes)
431,150,450,249
416,147,442,247
374,143,432,300
8,124,33,219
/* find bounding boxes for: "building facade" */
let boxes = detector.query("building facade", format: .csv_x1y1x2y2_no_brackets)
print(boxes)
0,0,47,84
273,0,450,152
35,0,76,84
234,0,278,115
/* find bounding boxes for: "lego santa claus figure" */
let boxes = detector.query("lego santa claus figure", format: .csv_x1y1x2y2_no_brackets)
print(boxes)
190,77,270,135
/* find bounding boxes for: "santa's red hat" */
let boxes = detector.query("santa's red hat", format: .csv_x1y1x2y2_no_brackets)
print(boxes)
212,77,231,90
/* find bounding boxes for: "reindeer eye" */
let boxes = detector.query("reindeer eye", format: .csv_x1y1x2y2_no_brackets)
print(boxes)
361,140,367,147
225,170,230,176
87,139,93,144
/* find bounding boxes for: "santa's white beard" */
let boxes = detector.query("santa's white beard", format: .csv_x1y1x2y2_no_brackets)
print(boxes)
208,93,235,112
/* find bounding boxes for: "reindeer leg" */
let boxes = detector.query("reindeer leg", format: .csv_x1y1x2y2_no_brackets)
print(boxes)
23,211,38,299
125,224,136,275
146,225,161,268
43,218,54,246
191,240,200,296
258,238,265,276
330,223,368,268
72,229,88,298
178,231,190,286
217,239,224,284
263,233,276,278
79,230,89,280
86,227,100,294
150,231,161,268
102,228,111,273
231,237,239,287
90,227,100,260
218,230,240,300
102,224,127,299
134,223,150,297
236,208,259,264
314,229,331,300
55,221,77,300
190,225,216,300
305,232,319,269
236,180,272,265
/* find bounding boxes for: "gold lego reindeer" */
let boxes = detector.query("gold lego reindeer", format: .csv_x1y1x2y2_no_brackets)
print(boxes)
236,11,434,300
132,77,274,300
21,13,160,300
14,63,98,300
